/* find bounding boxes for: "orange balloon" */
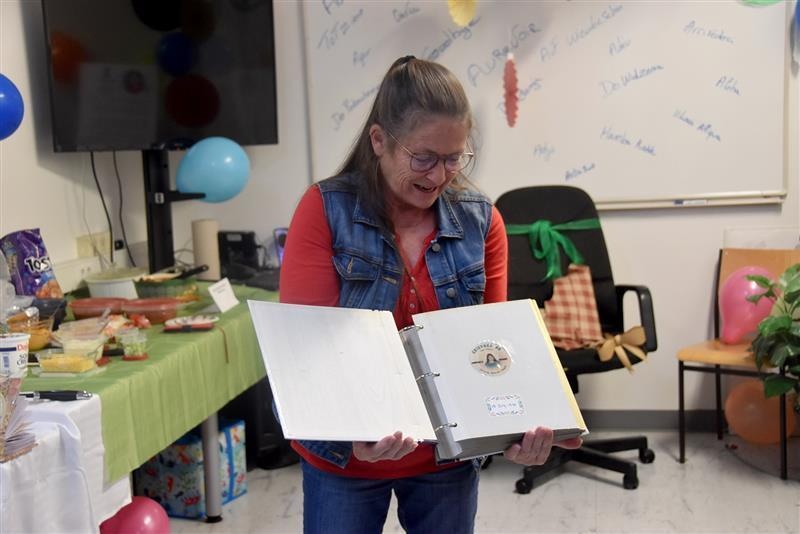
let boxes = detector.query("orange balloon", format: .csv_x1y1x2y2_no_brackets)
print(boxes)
724,379,796,445
50,31,88,84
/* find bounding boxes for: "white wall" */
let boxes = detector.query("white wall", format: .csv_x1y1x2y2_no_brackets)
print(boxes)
1,1,797,412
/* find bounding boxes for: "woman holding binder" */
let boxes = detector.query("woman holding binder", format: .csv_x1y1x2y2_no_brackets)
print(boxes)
280,56,581,534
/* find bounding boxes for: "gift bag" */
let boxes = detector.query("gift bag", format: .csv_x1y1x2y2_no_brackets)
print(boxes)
543,264,603,350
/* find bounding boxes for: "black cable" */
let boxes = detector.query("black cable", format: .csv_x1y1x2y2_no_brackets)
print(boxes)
112,151,136,267
90,151,114,264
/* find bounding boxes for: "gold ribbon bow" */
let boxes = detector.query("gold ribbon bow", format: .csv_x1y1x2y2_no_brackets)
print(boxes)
597,326,647,372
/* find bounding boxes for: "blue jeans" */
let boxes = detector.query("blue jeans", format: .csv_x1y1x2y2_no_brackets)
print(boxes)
301,460,480,534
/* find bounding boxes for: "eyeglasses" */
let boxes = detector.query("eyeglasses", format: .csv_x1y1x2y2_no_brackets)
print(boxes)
385,130,474,173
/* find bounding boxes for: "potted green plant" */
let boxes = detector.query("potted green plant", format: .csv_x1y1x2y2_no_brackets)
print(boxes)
748,264,800,413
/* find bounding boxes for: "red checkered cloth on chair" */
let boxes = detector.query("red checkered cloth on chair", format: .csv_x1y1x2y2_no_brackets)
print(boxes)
543,264,604,350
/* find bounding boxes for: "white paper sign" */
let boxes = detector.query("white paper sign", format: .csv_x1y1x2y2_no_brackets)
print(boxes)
208,278,239,313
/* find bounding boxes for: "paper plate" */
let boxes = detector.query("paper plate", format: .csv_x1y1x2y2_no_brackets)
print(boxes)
164,314,219,328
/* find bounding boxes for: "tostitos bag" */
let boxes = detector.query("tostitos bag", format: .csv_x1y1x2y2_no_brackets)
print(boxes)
0,229,63,299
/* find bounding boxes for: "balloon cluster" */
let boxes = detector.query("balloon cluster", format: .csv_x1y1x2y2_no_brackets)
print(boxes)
132,0,221,128
132,3,248,203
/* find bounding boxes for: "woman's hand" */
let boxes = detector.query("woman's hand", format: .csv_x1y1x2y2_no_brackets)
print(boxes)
352,431,418,462
503,427,583,466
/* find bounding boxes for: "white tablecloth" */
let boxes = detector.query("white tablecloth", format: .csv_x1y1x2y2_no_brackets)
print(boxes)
0,395,131,533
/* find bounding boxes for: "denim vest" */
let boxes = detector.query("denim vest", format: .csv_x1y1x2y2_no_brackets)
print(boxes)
297,171,494,468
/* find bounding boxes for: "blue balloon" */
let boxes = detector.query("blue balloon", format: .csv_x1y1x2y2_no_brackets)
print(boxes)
157,32,197,76
176,137,250,203
0,74,24,141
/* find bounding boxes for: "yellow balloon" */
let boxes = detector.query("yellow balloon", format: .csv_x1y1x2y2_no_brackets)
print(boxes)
448,0,476,28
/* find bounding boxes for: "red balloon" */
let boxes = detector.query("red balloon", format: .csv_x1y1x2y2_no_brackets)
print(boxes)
100,497,170,534
719,266,775,344
165,75,219,128
724,379,796,445
49,31,88,84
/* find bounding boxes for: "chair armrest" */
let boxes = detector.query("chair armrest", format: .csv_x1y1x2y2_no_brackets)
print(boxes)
616,285,658,353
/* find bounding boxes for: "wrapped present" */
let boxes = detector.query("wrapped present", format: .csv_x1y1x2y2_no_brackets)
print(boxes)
133,419,247,519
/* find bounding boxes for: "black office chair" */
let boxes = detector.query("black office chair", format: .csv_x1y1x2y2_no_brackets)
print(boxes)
495,185,657,492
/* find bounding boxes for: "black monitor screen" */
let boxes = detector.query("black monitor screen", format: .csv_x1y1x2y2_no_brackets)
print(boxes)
41,0,278,152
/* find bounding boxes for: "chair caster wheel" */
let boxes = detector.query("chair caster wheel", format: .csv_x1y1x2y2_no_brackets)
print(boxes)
639,448,655,464
623,474,639,490
515,478,532,494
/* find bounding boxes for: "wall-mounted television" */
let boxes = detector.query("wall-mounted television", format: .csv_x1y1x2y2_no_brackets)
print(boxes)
40,0,278,272
41,0,278,152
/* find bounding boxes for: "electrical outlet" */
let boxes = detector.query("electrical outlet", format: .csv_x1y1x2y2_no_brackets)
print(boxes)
76,232,112,259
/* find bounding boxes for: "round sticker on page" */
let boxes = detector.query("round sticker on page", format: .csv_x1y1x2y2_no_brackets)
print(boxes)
470,340,512,376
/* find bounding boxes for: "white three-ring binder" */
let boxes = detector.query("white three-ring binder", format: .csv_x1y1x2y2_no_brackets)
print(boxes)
247,299,587,462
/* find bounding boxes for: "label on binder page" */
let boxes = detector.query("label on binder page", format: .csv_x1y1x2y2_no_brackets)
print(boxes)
486,394,525,417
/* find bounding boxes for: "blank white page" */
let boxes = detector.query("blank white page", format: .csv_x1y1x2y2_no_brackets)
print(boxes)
248,301,436,442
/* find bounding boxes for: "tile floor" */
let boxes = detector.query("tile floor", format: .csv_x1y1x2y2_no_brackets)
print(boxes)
170,431,799,533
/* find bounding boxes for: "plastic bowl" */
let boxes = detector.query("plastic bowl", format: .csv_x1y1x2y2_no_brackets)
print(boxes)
55,316,109,337
135,275,199,301
85,267,147,299
60,335,106,361
122,298,180,324
35,348,97,373
70,297,127,319
7,317,53,351
31,298,67,329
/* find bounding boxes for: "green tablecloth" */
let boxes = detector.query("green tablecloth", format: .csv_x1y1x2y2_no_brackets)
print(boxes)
22,283,277,482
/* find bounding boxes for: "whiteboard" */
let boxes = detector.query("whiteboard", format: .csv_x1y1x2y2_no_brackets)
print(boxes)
301,1,788,209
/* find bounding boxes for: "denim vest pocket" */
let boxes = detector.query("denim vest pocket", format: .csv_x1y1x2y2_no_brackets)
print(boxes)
458,262,486,306
333,252,381,308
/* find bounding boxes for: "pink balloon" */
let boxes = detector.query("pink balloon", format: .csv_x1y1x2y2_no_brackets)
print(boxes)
719,266,775,344
100,497,170,534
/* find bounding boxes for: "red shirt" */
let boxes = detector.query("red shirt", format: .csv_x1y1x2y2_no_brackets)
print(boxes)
279,185,508,478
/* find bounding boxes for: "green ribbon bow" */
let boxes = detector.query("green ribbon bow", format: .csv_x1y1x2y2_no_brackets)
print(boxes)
505,218,601,280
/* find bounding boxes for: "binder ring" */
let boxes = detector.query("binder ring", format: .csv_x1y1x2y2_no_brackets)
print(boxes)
399,324,423,333
415,371,440,381
434,422,458,431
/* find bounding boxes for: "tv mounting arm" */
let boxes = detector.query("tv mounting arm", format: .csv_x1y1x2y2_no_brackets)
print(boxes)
142,149,205,273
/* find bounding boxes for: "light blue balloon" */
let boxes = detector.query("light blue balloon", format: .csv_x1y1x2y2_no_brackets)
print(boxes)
176,137,250,203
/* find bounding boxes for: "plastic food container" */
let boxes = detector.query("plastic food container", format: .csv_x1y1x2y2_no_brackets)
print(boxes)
55,316,109,337
135,274,199,301
69,297,127,319
122,298,179,324
85,267,147,299
59,335,106,362
35,348,97,373
7,317,53,351
120,330,148,360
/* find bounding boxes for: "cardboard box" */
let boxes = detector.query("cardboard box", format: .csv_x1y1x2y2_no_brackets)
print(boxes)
134,419,247,519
